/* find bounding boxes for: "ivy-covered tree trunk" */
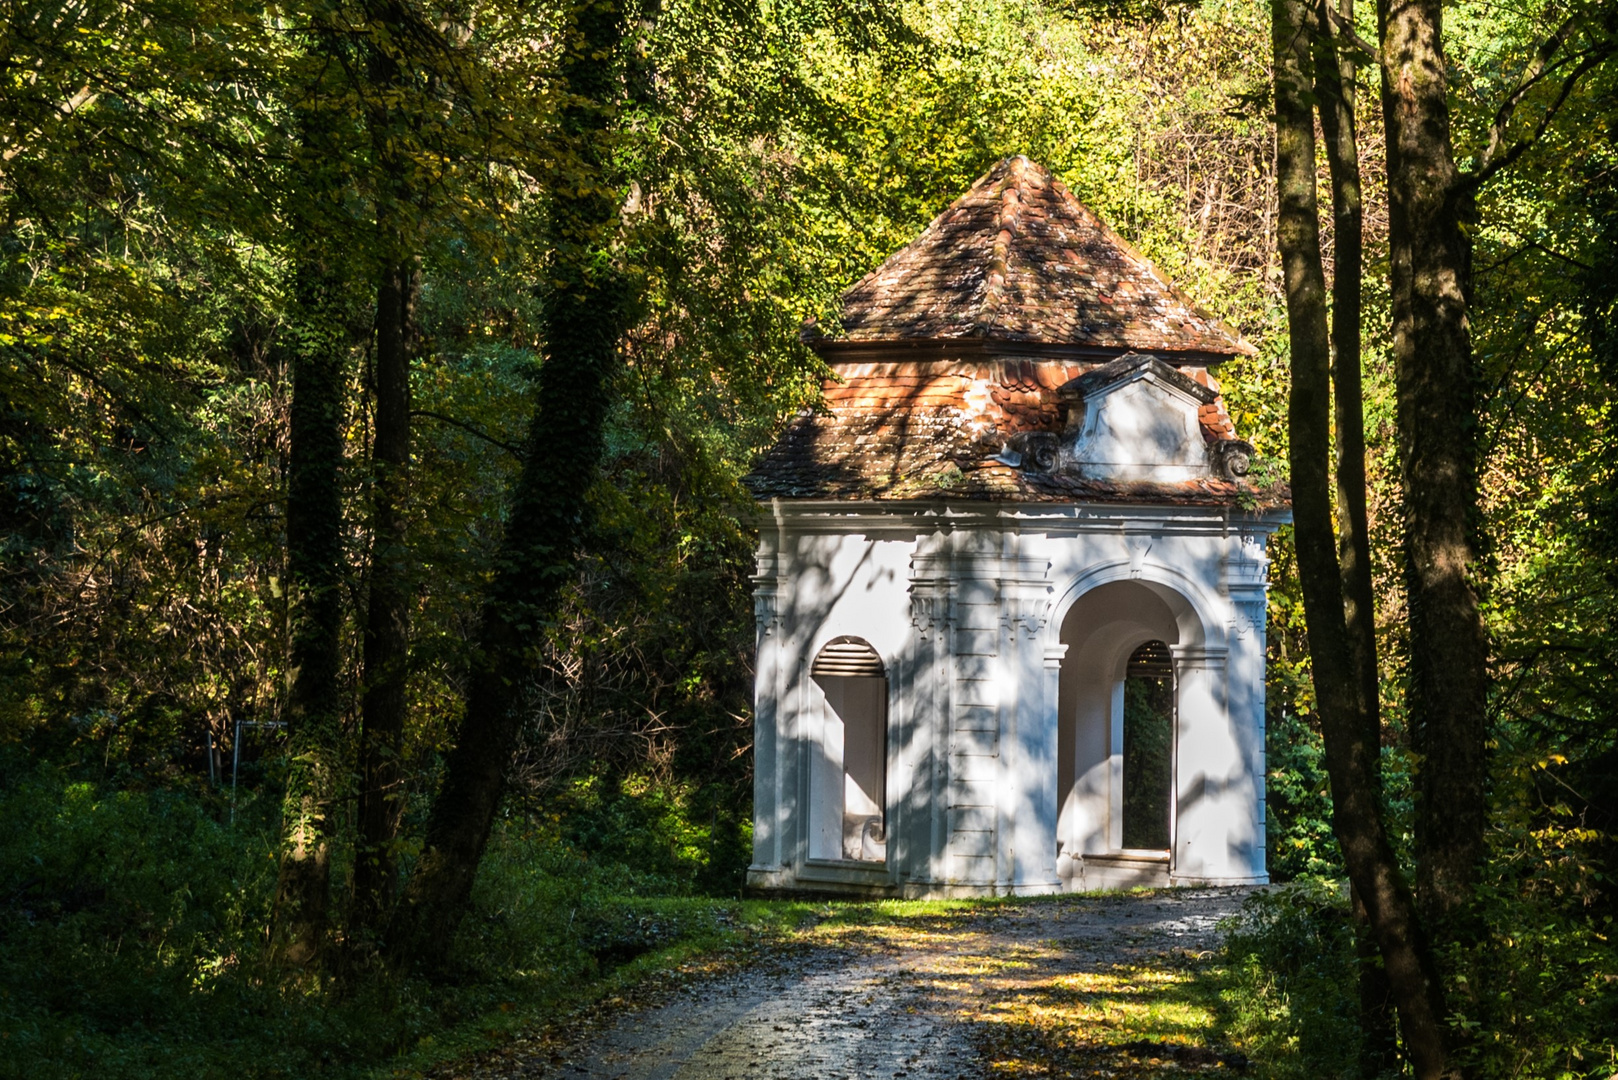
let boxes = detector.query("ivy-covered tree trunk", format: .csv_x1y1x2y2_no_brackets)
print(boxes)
1377,0,1490,931
270,250,348,971
353,5,423,938
354,250,416,935
386,0,632,972
1272,0,1455,1074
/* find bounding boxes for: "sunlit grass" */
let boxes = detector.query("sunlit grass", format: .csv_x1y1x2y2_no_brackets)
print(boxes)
745,892,1249,1079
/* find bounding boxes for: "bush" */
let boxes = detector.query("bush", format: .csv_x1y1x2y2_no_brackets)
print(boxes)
545,771,752,896
1220,883,1364,1080
1264,709,1341,882
0,754,750,1079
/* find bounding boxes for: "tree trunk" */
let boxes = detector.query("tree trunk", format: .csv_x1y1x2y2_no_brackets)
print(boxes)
1376,0,1490,930
354,252,416,935
386,0,632,972
1314,0,1378,749
1313,9,1399,1071
1272,0,1455,1073
270,250,348,971
1352,881,1402,1077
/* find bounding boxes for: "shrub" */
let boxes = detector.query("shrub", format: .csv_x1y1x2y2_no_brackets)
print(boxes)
1220,883,1363,1080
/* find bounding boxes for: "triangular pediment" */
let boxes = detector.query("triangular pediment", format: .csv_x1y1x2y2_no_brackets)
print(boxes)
1057,352,1218,408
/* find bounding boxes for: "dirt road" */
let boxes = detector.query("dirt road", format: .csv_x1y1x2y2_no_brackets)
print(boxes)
447,889,1254,1080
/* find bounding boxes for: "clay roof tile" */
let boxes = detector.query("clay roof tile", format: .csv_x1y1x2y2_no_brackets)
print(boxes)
812,158,1254,358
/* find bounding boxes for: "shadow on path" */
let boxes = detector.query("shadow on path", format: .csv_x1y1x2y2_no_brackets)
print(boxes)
445,889,1254,1080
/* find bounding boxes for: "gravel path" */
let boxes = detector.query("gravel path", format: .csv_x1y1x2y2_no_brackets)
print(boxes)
447,889,1253,1080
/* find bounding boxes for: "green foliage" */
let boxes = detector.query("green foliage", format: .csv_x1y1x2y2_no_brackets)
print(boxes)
1121,670,1173,851
1219,884,1364,1080
1263,707,1341,882
544,773,754,896
0,752,751,1078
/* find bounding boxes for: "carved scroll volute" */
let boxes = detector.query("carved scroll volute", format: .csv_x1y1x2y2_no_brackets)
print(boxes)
910,588,948,640
754,588,781,640
1001,591,1051,639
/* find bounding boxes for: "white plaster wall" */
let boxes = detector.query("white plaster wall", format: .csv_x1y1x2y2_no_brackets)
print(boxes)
749,502,1282,897
753,521,916,890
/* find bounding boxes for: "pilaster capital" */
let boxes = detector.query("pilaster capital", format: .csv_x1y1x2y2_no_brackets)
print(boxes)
909,577,953,640
1228,594,1267,642
1000,582,1052,639
753,585,782,639
910,591,950,640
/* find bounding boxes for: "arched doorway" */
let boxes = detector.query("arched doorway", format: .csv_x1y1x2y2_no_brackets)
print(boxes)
1055,579,1194,886
808,638,888,863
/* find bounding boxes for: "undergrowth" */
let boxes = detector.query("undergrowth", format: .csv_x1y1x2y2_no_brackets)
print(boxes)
1218,883,1364,1080
0,752,782,1080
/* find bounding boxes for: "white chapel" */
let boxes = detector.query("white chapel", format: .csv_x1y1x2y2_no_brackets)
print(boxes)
744,157,1290,897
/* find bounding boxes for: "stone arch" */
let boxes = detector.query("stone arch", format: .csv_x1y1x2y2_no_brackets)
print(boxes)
1049,567,1221,889
1045,558,1222,654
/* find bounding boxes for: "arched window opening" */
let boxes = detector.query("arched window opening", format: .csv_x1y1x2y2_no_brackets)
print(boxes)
810,638,888,862
1122,640,1173,851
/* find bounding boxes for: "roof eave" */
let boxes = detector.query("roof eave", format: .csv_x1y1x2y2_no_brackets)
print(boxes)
805,335,1246,367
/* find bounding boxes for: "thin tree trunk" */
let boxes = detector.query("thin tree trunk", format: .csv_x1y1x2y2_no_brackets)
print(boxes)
386,0,632,972
354,251,416,935
1272,0,1455,1073
1313,9,1399,1071
270,250,348,971
1314,0,1378,748
1352,881,1402,1077
1377,0,1490,930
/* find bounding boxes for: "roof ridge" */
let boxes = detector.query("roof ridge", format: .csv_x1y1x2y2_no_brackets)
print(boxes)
979,157,1030,332
824,156,1256,358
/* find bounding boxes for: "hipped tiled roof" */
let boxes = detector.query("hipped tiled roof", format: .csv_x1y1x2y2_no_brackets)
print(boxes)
747,157,1286,510
805,156,1255,360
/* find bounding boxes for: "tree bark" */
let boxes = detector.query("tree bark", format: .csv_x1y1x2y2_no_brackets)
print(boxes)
1272,0,1455,1073
1313,10,1399,1072
1314,0,1378,748
354,252,416,935
352,2,423,938
386,0,632,972
270,248,348,972
1377,0,1490,929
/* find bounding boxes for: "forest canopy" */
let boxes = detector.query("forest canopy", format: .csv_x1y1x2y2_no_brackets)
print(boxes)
0,0,1614,1074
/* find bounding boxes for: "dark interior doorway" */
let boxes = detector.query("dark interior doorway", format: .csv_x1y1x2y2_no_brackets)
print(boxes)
1121,640,1173,850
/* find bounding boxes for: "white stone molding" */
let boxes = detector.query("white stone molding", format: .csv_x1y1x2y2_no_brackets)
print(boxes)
909,589,950,640
1170,644,1229,671
1000,589,1052,639
753,587,781,640
1230,596,1266,642
1126,535,1153,578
